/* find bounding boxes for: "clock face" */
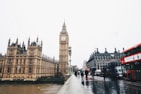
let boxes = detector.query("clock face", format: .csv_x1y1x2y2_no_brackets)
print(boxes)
61,36,66,41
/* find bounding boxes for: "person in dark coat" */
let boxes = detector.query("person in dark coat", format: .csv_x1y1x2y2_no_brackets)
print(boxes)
74,71,77,77
85,69,89,80
102,67,107,80
80,71,84,78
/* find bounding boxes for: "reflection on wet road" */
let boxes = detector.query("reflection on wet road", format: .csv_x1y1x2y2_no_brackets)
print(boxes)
79,75,141,94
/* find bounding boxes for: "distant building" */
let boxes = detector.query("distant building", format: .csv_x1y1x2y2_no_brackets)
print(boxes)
72,65,79,72
0,38,59,81
86,48,122,70
82,60,87,71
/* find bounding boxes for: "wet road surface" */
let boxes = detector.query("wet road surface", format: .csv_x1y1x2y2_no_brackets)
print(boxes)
77,75,141,94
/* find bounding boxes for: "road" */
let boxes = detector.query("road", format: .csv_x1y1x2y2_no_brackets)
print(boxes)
77,75,141,94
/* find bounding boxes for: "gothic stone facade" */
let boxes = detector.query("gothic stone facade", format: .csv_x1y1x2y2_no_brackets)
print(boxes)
0,38,58,81
0,54,4,79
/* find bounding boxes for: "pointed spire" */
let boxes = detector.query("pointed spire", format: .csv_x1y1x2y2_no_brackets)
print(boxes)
22,41,25,48
96,48,99,53
41,41,43,47
36,37,38,43
16,38,18,45
114,48,117,53
123,48,124,51
63,21,66,27
28,37,30,45
8,38,11,46
105,48,108,53
62,21,67,32
22,41,26,51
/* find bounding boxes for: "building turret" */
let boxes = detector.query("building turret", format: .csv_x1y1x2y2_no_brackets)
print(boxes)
123,48,124,51
22,42,24,48
8,38,11,46
16,38,18,45
41,41,43,47
36,37,38,43
105,48,108,53
114,48,117,53
96,48,99,53
22,42,26,50
28,37,30,46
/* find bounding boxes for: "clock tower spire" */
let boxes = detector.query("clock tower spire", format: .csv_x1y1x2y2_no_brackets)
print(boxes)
62,22,67,32
59,22,69,75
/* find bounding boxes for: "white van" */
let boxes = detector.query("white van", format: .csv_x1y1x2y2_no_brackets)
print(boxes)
95,69,102,76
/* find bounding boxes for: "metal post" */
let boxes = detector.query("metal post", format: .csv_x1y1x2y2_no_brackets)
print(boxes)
53,56,55,76
68,46,72,75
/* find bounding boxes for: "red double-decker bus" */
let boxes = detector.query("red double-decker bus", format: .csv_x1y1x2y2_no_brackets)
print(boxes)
120,43,141,81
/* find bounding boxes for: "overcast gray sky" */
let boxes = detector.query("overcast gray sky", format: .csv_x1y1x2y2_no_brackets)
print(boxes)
0,0,141,68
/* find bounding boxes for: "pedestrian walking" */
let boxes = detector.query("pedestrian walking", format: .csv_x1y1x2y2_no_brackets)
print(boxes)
102,67,107,80
85,69,89,80
74,71,77,77
80,71,84,79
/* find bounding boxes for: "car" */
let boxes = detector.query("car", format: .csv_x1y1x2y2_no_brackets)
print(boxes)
95,69,102,76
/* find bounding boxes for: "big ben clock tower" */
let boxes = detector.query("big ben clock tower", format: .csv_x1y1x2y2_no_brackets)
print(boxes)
59,22,69,75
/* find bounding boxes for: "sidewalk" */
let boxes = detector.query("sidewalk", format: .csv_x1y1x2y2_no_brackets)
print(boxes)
57,74,90,94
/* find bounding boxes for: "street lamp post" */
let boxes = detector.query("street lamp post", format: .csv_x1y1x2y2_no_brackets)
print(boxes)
68,46,72,75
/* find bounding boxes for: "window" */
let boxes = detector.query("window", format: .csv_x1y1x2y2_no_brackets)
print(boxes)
23,67,25,73
7,67,11,73
24,59,26,65
29,58,33,64
0,68,2,73
29,67,32,73
16,59,18,65
15,67,17,73
8,59,12,65
19,67,21,73
20,59,22,64
135,62,141,70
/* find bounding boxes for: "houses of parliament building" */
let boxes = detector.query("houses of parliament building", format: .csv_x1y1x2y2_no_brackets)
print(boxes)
0,23,69,81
